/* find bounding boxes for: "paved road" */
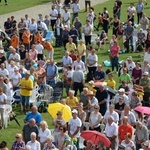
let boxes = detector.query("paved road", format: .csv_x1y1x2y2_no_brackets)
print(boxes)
0,0,107,30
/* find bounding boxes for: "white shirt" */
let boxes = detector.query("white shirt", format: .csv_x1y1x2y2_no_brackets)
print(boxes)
144,52,150,64
0,93,7,108
69,117,82,138
9,53,20,66
27,140,41,150
72,61,85,72
62,56,72,71
35,44,44,54
38,22,48,31
126,61,135,76
67,70,74,78
63,12,70,22
5,82,13,102
11,73,21,86
127,6,136,15
104,110,119,124
84,24,92,35
121,140,135,150
0,68,9,78
38,128,51,143
50,9,58,20
72,3,80,13
7,65,18,79
87,53,98,67
105,122,118,137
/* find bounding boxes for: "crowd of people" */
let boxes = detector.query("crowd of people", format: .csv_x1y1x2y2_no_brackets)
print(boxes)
0,0,150,149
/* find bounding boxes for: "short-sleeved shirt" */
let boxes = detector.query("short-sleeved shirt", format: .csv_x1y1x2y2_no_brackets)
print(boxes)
25,112,42,124
68,117,82,137
50,9,58,20
66,96,78,107
77,44,86,56
118,124,133,141
0,93,7,108
38,128,51,143
87,54,98,67
93,70,106,80
125,26,134,36
140,77,150,92
23,124,39,144
120,73,131,83
20,78,33,96
66,42,76,52
107,79,116,89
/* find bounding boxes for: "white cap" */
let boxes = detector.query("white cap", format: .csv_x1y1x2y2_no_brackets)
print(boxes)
42,38,46,41
127,56,132,61
64,25,68,28
72,109,78,114
89,80,94,84
143,72,149,76
118,88,125,92
0,49,4,53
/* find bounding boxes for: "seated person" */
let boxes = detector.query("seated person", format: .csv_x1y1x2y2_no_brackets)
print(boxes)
93,64,106,82
24,105,42,126
118,81,130,95
66,90,78,109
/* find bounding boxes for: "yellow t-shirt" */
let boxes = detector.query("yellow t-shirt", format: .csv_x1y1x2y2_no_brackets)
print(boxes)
77,44,86,56
20,78,33,96
66,96,78,107
107,79,116,89
88,85,97,94
66,43,76,53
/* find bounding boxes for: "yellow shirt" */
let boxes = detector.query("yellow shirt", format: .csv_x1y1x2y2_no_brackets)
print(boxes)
66,96,78,107
20,78,33,96
88,85,97,94
107,79,116,89
77,44,86,56
66,43,76,53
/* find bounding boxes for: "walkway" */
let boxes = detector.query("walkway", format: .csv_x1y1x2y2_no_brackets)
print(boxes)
0,0,108,30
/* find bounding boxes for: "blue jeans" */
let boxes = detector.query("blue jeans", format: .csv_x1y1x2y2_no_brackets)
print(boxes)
20,95,30,107
81,55,85,63
111,56,119,72
46,80,55,88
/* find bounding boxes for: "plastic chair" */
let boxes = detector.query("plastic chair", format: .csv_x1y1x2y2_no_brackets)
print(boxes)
45,31,54,42
3,104,12,128
29,89,40,105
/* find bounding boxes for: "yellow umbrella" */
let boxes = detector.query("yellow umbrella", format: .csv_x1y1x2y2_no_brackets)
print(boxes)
48,103,72,122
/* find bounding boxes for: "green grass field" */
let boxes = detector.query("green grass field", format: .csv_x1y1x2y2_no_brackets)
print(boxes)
0,0,150,148
0,0,50,14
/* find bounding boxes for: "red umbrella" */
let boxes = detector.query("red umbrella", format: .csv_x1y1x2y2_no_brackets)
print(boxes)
134,106,150,115
81,130,111,147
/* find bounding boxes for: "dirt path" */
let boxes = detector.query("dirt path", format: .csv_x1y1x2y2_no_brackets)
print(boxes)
0,0,107,30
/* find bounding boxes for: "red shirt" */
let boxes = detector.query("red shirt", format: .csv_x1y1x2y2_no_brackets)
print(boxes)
118,124,133,141
110,45,120,57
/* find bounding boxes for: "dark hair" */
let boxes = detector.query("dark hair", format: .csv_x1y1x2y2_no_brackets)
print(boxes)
59,126,67,132
0,141,7,148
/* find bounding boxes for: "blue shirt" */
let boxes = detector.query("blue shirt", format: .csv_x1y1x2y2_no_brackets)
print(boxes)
46,64,58,81
136,3,144,13
93,70,106,80
25,112,42,124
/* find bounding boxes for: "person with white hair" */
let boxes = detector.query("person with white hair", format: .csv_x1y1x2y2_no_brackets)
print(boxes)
72,65,85,96
26,132,41,150
66,90,78,109
43,135,57,150
38,121,51,149
105,116,118,150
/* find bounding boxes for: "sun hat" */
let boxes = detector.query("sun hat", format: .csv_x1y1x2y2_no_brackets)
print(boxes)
143,72,149,76
72,109,78,114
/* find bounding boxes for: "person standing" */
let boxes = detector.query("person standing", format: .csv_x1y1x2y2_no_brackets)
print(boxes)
0,0,7,5
110,40,120,72
74,17,82,40
96,84,108,116
50,5,58,31
136,0,144,24
115,0,122,19
72,65,85,96
62,7,71,28
45,60,58,88
84,0,91,12
68,109,82,150
19,71,33,113
72,0,80,24
4,18,13,37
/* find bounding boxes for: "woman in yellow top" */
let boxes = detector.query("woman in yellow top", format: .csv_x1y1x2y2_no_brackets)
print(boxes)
19,71,33,113
66,90,78,109
77,40,86,63
107,72,116,90
88,80,97,94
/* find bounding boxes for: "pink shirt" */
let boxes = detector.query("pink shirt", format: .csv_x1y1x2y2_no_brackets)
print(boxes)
29,49,38,60
110,45,120,57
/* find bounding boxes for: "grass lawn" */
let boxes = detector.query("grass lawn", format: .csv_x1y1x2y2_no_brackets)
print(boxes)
0,0,150,148
0,0,50,14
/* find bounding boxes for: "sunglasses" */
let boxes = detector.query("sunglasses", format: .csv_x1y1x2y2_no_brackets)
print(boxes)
57,114,61,115
15,136,20,138
59,128,63,131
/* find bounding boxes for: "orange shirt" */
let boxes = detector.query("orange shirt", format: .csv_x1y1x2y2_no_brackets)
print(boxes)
118,124,133,141
42,41,53,51
11,35,19,48
34,35,43,43
22,30,31,44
